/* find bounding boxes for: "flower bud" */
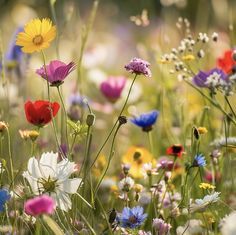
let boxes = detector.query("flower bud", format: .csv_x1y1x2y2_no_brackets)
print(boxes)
86,113,96,126
118,116,127,125
0,121,8,133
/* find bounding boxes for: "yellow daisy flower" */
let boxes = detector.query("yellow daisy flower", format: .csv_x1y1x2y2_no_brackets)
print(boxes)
16,18,56,53
122,146,155,178
199,182,215,190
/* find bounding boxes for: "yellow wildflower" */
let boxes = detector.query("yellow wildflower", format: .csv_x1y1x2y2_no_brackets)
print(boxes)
122,146,154,178
199,182,215,190
16,18,56,53
197,127,208,134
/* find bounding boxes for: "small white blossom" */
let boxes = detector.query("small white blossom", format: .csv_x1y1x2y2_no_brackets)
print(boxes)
118,177,134,192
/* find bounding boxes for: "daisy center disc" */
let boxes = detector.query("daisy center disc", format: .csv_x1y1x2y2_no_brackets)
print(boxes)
32,35,44,45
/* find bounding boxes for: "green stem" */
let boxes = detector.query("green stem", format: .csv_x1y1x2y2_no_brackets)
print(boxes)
57,86,69,150
89,74,138,169
41,50,65,157
93,124,121,199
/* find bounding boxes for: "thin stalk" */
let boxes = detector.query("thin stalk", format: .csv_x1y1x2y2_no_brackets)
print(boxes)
89,74,138,169
57,86,69,149
41,51,65,158
93,124,121,198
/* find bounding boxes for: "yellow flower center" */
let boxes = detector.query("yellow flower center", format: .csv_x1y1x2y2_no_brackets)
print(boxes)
40,177,58,193
32,35,44,46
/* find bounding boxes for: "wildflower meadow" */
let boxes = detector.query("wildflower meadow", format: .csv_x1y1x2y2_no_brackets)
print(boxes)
1,0,236,234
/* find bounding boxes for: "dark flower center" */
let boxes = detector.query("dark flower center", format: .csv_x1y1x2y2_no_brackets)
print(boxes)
128,216,137,224
172,145,182,153
33,35,44,46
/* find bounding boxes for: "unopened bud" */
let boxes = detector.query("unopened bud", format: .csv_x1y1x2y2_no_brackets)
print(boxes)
118,116,127,125
86,113,95,126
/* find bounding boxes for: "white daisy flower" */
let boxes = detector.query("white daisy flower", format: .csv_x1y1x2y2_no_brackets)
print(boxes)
190,192,220,213
118,177,134,192
221,211,236,235
23,152,82,211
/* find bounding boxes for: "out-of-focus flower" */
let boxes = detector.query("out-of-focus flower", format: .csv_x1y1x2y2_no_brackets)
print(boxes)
36,60,76,86
152,218,171,235
199,183,215,190
100,76,126,103
19,130,39,141
3,27,30,79
125,58,151,77
192,154,206,167
197,127,208,134
210,136,236,148
0,121,8,133
130,9,150,27
24,195,55,216
122,146,154,178
0,189,11,212
192,68,227,87
221,211,236,235
118,177,134,192
130,110,159,132
23,152,82,211
217,49,235,74
176,219,203,235
142,163,158,178
156,159,176,171
24,100,60,127
204,171,221,183
166,144,184,158
16,18,56,53
190,192,220,213
118,206,147,229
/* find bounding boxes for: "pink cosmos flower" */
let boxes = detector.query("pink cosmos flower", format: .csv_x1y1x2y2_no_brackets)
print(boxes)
36,60,76,86
100,76,126,102
24,195,55,216
124,58,151,77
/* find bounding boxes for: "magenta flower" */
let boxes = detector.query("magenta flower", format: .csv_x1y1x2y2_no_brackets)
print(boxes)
24,195,55,216
125,58,151,77
36,60,76,86
100,76,126,102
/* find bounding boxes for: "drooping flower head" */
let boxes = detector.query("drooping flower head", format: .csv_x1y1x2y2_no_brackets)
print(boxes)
152,218,172,235
36,60,76,86
166,144,184,158
217,49,236,74
192,68,227,88
192,153,206,167
100,76,126,102
118,206,147,229
24,195,55,216
125,58,151,77
24,100,60,127
23,152,82,211
0,189,11,212
130,110,159,132
122,146,154,178
16,18,56,53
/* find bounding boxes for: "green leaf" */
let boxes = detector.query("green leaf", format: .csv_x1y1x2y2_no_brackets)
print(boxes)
42,215,64,235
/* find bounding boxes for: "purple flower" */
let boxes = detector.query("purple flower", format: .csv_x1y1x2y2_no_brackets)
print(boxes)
152,218,171,235
100,76,126,102
130,110,159,132
24,195,55,216
36,60,76,86
193,153,206,167
118,206,147,229
193,68,227,87
125,58,151,77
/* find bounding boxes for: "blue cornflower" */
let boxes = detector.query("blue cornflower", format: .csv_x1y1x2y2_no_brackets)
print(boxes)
0,189,11,212
193,154,206,167
118,206,147,229
130,110,159,132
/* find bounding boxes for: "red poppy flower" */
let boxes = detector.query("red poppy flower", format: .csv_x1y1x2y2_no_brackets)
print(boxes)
217,49,236,74
166,144,184,158
24,100,60,127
